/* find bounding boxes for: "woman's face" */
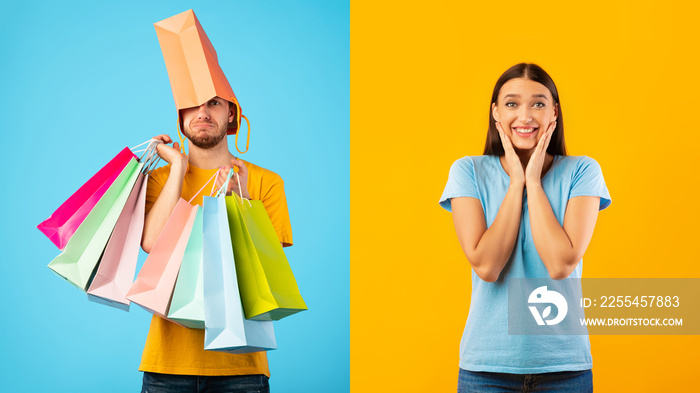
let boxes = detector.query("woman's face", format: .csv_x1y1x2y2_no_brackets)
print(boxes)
492,78,558,152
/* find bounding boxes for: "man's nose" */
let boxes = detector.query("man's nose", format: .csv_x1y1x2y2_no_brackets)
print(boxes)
196,104,211,119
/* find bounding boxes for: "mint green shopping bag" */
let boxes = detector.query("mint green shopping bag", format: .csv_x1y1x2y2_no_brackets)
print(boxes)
167,207,205,328
225,192,307,321
48,158,142,291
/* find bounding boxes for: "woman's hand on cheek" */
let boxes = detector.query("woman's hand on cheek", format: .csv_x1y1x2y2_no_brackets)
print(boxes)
496,122,525,187
525,120,555,186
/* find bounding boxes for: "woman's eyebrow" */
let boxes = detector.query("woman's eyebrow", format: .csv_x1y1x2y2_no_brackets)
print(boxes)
503,94,549,100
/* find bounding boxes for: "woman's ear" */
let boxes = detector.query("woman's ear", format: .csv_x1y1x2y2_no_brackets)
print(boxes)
491,102,499,122
553,102,558,121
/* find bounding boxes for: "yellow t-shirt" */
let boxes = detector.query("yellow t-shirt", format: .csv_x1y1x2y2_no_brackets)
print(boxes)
138,161,292,376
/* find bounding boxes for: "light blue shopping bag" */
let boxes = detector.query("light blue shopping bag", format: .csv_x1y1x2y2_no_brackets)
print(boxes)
202,171,276,353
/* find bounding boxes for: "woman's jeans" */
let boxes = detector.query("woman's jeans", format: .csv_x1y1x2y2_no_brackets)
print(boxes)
458,368,593,393
141,372,270,393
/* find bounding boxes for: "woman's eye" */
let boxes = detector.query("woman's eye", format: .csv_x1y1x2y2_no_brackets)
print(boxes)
533,102,545,108
210,100,220,106
505,102,516,107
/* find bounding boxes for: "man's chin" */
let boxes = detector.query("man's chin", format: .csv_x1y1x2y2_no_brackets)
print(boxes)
188,137,226,149
183,130,227,149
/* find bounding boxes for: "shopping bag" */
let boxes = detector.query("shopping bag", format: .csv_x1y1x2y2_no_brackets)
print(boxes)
87,141,161,310
203,171,276,354
167,207,205,328
38,147,136,250
48,157,142,291
226,188,307,321
125,198,197,319
126,167,217,319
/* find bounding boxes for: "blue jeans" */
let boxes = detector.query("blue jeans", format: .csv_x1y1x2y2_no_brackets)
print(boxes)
457,368,593,393
141,372,270,393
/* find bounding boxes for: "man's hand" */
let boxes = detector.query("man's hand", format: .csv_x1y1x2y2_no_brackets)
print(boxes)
152,134,188,168
142,134,188,253
215,157,250,199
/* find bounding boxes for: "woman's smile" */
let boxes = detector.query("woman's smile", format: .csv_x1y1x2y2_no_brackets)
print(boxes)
512,126,539,138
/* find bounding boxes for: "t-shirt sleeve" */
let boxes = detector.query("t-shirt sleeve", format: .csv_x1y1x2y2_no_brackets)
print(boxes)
439,157,480,212
570,156,611,211
261,174,293,247
144,166,168,215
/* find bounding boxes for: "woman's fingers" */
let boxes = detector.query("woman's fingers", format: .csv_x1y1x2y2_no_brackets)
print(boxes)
497,124,513,152
496,122,505,138
504,135,518,158
524,122,557,181
534,122,554,156
497,123,513,153
539,121,555,148
540,121,555,151
498,129,520,172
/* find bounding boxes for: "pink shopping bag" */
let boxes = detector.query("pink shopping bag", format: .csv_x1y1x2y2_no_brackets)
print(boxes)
38,147,136,250
125,198,197,319
126,169,219,319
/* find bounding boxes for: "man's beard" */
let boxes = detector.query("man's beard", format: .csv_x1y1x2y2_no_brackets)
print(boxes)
183,123,228,149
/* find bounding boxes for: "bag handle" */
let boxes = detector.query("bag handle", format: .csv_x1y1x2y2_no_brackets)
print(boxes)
187,168,223,204
234,115,251,154
130,139,163,174
143,141,164,174
230,171,252,207
131,139,157,156
212,168,235,198
176,117,187,155
206,167,251,206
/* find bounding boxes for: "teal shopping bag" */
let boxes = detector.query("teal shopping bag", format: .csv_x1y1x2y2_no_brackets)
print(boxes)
167,207,205,328
48,157,142,291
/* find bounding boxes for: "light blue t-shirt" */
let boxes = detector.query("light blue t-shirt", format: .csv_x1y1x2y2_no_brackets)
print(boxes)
439,155,611,373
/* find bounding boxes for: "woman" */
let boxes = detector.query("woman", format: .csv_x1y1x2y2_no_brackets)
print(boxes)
439,63,610,392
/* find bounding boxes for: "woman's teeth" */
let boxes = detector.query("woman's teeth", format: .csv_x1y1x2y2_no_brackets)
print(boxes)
513,127,537,134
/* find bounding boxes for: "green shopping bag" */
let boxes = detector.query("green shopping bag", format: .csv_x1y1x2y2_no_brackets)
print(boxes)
48,157,142,291
167,207,205,328
225,192,307,321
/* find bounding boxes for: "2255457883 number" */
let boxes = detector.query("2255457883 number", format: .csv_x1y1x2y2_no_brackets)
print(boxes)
599,295,679,308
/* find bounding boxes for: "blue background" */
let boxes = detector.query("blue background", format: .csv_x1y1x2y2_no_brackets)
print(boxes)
0,1,348,392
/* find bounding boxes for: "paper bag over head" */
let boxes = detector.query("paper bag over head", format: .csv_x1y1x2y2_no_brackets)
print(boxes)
155,9,242,135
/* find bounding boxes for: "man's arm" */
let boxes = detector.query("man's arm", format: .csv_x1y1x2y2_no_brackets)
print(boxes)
141,135,188,253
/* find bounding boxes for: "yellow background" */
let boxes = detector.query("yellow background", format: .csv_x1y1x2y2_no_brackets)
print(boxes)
351,0,700,391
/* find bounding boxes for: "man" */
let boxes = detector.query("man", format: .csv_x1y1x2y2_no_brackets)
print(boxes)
139,10,292,393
